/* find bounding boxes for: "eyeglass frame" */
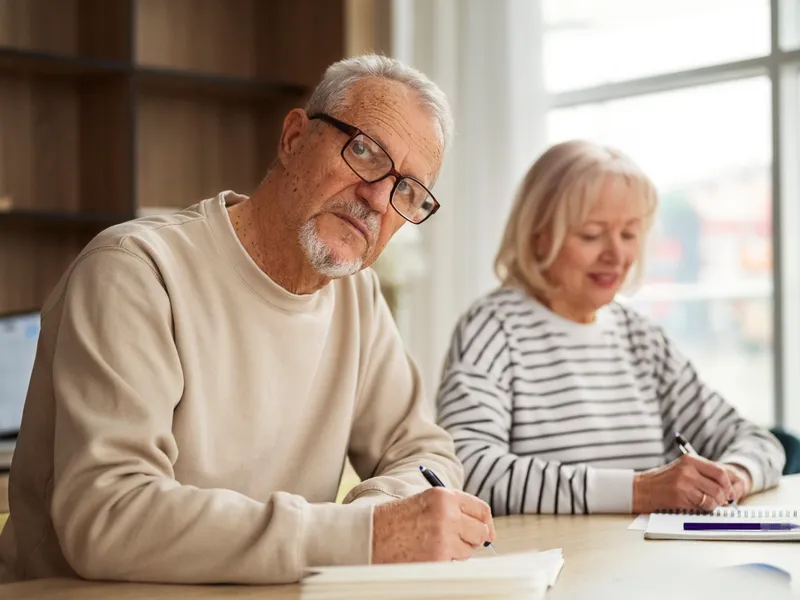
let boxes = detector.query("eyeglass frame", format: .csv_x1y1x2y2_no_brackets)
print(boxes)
308,112,440,224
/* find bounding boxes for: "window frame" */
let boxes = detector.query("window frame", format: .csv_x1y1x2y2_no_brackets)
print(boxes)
543,0,800,428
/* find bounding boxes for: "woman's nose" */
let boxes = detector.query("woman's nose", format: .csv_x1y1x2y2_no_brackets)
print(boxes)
602,237,625,263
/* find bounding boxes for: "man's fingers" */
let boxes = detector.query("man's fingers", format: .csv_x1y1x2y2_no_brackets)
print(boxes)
457,493,496,541
458,513,491,549
452,537,479,561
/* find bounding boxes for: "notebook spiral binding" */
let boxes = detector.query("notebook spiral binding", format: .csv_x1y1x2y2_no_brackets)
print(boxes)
657,507,800,518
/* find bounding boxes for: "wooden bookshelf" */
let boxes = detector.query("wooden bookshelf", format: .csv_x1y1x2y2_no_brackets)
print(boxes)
0,0,346,313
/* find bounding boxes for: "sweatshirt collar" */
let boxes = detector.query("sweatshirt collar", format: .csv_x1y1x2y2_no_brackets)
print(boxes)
205,191,333,313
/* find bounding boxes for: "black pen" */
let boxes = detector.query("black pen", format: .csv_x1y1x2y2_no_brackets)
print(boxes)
419,466,497,553
674,431,740,511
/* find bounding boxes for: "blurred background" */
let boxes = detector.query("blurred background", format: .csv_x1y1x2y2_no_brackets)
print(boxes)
378,0,800,436
0,0,799,441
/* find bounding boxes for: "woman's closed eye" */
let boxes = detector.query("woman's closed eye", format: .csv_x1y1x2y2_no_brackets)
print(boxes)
579,230,638,242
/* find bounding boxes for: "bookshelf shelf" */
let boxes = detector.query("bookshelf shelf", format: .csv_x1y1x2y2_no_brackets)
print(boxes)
0,0,345,313
0,47,129,78
0,210,132,226
134,67,308,102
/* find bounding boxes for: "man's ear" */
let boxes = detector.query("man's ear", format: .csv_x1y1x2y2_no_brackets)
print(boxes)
277,108,310,168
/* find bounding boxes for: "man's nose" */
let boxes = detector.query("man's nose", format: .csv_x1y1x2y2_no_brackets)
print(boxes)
356,178,394,214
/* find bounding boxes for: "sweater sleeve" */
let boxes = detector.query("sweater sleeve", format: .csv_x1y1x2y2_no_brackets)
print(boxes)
650,322,785,492
343,270,463,503
49,248,373,584
436,307,633,515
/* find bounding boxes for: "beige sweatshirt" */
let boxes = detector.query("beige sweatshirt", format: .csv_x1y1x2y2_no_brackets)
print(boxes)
0,191,462,585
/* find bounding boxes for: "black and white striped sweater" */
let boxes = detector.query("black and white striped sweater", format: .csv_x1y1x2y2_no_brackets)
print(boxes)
436,287,784,515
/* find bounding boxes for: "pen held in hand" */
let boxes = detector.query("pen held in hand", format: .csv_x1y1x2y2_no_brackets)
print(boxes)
419,466,497,554
674,431,740,511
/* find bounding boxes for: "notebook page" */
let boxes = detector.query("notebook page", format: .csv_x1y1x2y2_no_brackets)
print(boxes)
656,505,800,519
300,549,563,599
645,508,800,541
628,514,650,531
302,549,560,583
631,505,800,530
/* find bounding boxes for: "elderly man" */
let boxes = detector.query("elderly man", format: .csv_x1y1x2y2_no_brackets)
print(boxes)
0,55,494,585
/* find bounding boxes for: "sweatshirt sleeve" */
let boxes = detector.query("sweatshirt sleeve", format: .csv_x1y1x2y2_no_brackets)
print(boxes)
49,247,373,584
343,271,463,504
437,307,633,515
650,323,785,493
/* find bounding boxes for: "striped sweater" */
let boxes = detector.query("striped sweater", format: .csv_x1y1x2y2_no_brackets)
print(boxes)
437,287,785,515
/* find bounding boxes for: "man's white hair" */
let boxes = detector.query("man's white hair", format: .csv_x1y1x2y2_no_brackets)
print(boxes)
305,54,453,150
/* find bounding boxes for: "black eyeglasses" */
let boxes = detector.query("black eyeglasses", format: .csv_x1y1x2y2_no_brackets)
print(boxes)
309,113,440,224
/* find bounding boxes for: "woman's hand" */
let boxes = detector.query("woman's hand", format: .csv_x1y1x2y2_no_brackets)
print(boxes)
633,454,735,513
721,463,752,502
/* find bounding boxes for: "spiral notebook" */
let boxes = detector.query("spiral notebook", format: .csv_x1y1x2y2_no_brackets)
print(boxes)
645,506,800,541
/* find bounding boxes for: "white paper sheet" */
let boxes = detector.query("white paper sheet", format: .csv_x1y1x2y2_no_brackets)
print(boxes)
301,548,564,600
628,514,650,531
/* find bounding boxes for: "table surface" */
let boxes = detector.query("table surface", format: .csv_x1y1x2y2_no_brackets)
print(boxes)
2,475,799,599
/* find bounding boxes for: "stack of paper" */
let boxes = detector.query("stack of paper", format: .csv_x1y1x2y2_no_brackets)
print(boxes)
300,549,564,600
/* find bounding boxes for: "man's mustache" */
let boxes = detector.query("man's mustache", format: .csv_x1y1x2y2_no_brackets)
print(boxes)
330,200,380,240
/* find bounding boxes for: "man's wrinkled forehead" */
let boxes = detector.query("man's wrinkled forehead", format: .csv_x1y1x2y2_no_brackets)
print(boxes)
337,78,443,183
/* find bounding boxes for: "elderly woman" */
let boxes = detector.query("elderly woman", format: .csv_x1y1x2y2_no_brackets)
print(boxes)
437,140,784,515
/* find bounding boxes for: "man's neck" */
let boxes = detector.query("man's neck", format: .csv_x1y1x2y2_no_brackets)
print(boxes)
227,177,330,295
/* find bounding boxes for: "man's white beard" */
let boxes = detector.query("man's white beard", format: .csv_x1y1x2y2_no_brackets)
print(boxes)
299,218,364,279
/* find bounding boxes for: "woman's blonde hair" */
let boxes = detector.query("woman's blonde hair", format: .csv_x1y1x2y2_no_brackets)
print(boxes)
494,140,658,299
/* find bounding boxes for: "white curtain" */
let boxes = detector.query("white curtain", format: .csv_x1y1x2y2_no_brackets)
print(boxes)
390,0,549,401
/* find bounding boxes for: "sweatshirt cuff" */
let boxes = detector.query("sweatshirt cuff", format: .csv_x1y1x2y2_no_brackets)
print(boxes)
343,478,418,505
301,502,374,568
344,487,403,506
720,454,764,493
586,468,634,513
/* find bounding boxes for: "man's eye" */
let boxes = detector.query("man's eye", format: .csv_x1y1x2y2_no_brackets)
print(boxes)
352,140,370,156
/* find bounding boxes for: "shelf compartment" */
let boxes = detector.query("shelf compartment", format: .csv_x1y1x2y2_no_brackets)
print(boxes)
135,0,344,88
0,73,133,215
0,228,91,313
135,91,295,209
0,0,132,61
135,0,259,79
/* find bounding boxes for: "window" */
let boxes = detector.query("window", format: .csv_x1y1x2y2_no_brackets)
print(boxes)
543,0,770,92
542,1,800,428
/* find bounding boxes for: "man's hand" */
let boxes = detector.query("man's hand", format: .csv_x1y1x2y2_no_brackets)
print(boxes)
372,488,495,563
722,463,753,502
633,454,736,513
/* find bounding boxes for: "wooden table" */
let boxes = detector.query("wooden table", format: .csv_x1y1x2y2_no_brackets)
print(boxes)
2,476,799,599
